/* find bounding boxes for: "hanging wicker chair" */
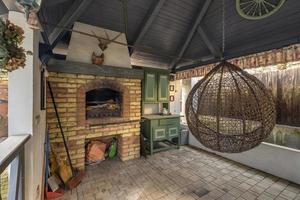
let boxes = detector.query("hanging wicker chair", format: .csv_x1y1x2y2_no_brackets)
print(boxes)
186,61,276,153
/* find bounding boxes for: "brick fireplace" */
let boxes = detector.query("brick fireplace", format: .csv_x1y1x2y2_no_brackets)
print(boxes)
46,64,142,170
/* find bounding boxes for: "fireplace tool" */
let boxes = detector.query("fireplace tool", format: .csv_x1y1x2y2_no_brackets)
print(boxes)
47,81,85,189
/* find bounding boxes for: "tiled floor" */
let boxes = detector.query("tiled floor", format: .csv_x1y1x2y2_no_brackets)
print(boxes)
59,146,300,200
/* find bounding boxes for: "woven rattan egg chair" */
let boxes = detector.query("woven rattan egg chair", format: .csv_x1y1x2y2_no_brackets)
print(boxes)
185,61,276,153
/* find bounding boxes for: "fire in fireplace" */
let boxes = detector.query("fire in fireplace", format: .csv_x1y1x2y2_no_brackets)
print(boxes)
86,88,122,119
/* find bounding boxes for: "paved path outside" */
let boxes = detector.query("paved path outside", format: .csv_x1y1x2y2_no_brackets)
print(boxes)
58,146,300,200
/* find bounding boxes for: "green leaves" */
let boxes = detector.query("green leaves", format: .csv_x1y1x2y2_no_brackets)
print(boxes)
0,18,27,72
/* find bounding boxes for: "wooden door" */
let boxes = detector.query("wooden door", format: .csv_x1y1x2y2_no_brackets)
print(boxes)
144,72,157,102
158,73,169,102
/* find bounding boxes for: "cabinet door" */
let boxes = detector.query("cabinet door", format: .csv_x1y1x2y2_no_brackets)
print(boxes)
144,72,157,102
153,127,167,141
158,74,169,102
168,126,179,138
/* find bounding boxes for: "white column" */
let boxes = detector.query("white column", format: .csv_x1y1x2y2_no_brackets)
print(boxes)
8,11,46,200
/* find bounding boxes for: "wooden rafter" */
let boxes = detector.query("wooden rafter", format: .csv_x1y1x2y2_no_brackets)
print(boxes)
0,0,8,15
130,0,166,55
43,0,69,7
48,0,94,48
170,0,213,71
197,26,221,58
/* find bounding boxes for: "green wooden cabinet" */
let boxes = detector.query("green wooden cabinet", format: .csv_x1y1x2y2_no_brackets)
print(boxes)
143,69,169,102
158,73,169,102
142,68,178,155
141,116,180,155
144,72,157,102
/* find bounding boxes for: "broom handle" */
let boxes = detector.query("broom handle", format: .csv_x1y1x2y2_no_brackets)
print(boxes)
47,81,74,175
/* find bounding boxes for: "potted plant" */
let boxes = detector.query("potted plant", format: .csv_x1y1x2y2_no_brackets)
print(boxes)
0,18,31,72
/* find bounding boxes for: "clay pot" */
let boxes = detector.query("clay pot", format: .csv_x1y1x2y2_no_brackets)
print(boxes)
91,52,104,65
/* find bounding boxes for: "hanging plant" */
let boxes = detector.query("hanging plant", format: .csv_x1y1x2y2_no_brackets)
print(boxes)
0,18,32,72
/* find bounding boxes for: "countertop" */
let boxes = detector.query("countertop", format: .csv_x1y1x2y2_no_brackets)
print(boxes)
142,114,182,120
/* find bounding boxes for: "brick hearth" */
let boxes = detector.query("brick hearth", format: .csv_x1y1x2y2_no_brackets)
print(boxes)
46,72,141,169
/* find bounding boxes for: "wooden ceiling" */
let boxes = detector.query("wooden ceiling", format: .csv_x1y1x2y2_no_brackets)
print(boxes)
38,0,300,71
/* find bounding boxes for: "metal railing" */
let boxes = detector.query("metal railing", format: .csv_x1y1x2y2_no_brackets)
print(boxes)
0,135,30,200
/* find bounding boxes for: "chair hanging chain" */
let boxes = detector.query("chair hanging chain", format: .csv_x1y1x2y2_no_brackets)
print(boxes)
122,0,129,39
222,0,226,57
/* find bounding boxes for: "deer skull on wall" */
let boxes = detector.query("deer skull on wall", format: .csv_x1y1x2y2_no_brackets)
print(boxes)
93,30,122,51
91,30,122,65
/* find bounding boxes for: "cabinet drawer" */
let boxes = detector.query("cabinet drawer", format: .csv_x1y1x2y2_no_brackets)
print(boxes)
168,126,179,138
153,128,167,141
159,118,179,126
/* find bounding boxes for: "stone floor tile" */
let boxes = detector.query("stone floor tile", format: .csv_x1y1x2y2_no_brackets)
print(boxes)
265,185,285,196
280,189,297,199
56,146,300,200
295,194,300,200
219,193,236,200
199,195,215,200
274,197,289,200
238,182,252,191
207,189,225,199
250,185,266,195
257,192,276,200
245,178,258,186
228,188,244,198
286,183,300,194
241,191,258,200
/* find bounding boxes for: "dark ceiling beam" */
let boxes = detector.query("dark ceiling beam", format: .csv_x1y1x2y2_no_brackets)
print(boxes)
0,0,8,15
197,26,222,58
176,55,215,68
1,0,17,11
48,0,94,48
43,0,69,7
130,0,166,55
38,11,51,46
169,0,213,71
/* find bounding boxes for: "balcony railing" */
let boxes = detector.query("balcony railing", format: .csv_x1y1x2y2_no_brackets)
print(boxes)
0,135,30,200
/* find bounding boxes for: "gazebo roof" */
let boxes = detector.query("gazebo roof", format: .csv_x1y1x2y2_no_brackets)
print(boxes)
38,0,300,71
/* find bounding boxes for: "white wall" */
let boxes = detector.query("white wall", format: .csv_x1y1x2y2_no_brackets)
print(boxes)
8,11,46,200
191,77,201,87
170,80,182,115
67,22,132,68
180,79,191,123
189,133,300,185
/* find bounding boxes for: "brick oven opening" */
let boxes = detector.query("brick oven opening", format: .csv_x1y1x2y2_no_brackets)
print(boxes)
86,88,122,119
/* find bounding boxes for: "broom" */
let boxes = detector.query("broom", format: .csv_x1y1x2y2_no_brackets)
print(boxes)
47,81,85,190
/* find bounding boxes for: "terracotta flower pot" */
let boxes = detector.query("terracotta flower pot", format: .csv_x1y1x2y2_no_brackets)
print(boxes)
91,52,104,65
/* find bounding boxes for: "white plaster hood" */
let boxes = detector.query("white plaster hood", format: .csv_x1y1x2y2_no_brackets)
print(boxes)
67,22,132,68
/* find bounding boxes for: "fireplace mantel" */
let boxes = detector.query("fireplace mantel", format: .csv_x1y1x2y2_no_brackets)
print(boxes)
47,58,144,79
